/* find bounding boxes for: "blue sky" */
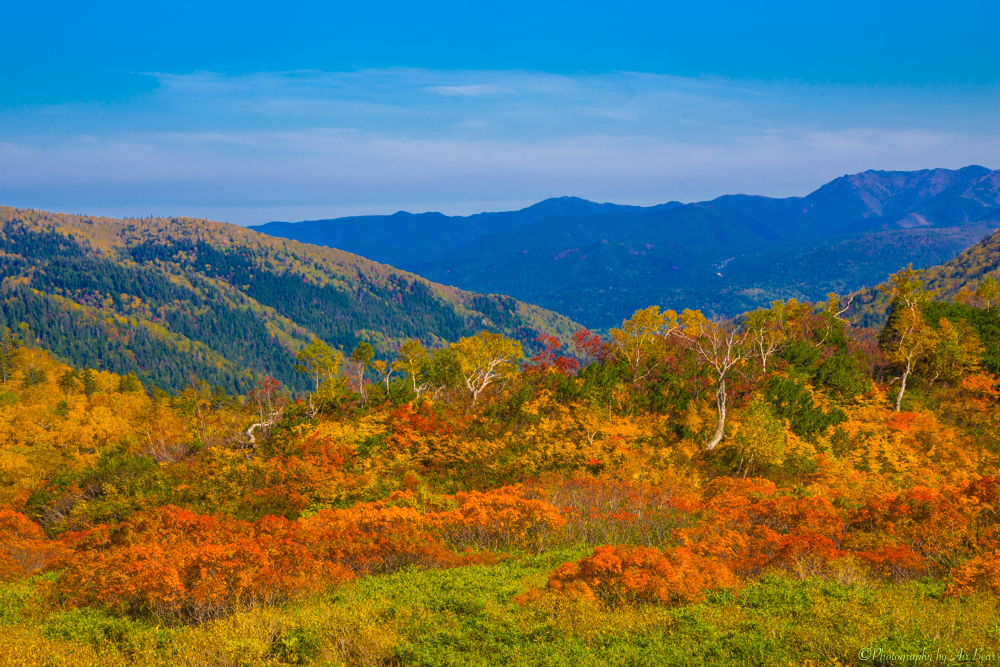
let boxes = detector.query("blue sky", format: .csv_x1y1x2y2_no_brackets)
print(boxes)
2,0,999,224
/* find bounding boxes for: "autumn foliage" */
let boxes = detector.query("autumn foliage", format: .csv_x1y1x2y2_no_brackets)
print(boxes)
525,544,737,607
51,486,568,623
0,509,59,581
56,506,337,624
949,549,1000,596
3,261,1000,643
438,485,567,552
302,496,474,577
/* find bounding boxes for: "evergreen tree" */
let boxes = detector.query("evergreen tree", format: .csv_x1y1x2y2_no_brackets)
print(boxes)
20,366,47,387
118,372,142,393
58,369,81,395
0,332,22,383
81,368,98,397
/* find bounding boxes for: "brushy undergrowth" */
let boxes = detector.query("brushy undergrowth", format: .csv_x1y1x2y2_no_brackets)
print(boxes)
2,550,999,666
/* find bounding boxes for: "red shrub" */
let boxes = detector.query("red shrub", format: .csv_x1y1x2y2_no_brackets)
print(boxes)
57,506,340,624
0,509,60,580
438,484,566,551
525,335,580,377
533,544,737,607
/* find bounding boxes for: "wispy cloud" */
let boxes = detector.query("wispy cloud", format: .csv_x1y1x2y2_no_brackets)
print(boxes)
427,84,514,97
0,68,998,224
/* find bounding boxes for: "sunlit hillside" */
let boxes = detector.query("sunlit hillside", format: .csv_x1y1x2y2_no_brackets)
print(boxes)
0,207,579,393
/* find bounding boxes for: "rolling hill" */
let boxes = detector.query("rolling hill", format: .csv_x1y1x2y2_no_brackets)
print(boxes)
0,207,579,393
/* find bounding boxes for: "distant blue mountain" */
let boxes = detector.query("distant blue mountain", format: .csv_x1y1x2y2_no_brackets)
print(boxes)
251,197,683,267
251,167,1000,327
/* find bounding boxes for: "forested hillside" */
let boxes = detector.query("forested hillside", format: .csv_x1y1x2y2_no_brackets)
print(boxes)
0,207,578,393
1,230,1000,664
847,225,1000,328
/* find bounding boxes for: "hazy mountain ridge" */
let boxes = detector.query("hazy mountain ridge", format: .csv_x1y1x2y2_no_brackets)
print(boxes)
251,166,999,328
832,167,999,234
704,166,993,238
0,207,579,392
251,197,684,267
411,169,999,326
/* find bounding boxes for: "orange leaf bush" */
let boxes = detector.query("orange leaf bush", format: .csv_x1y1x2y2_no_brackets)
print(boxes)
524,544,737,608
303,486,566,570
949,549,1000,595
681,477,846,577
0,509,61,580
57,506,343,624
437,484,567,552
846,479,1000,580
301,495,477,575
54,485,570,623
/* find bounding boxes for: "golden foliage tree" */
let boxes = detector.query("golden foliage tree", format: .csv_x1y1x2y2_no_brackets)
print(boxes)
677,309,748,450
450,332,523,405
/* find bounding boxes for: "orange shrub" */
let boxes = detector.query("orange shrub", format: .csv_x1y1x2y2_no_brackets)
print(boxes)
438,485,566,552
54,484,568,623
949,549,1000,595
301,495,477,575
683,477,845,576
386,402,455,454
302,486,565,572
57,506,341,624
846,484,990,579
0,509,60,580
532,544,737,608
961,476,1000,543
745,494,845,574
166,447,342,520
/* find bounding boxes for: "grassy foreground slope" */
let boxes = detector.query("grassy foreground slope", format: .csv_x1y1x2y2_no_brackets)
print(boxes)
0,207,579,392
3,553,995,666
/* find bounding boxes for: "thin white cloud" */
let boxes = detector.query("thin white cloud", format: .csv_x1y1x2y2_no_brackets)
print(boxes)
427,85,514,97
0,68,998,223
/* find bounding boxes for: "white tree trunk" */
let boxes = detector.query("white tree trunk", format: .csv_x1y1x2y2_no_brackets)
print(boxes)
706,379,727,450
894,359,912,412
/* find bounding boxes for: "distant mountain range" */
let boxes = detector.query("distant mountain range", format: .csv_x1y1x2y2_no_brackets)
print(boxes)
252,198,684,267
0,207,578,393
251,166,1000,328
